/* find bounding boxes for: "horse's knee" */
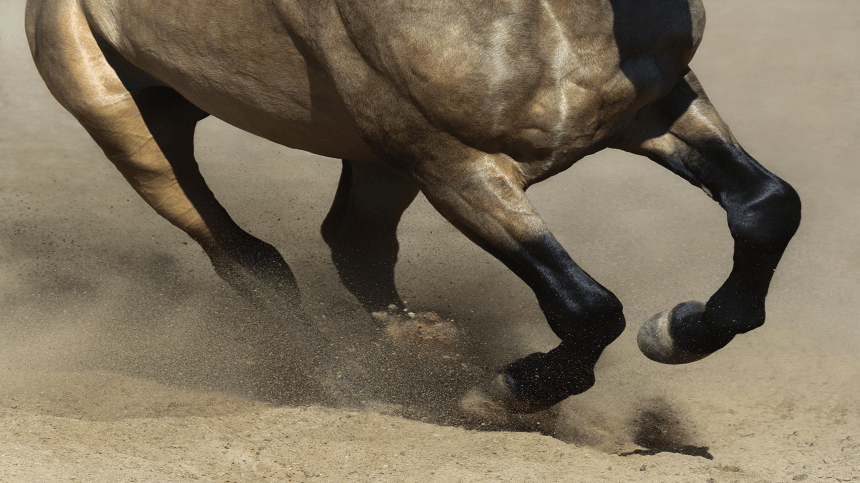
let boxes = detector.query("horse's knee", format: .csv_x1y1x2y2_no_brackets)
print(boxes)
725,172,801,252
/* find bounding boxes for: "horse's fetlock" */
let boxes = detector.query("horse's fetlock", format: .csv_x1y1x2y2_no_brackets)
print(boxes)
732,306,767,334
504,346,599,407
584,293,626,342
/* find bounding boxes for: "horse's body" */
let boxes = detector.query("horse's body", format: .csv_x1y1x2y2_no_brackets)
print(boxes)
25,0,800,412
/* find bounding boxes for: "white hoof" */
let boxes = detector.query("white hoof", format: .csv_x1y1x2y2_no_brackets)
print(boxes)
638,301,712,364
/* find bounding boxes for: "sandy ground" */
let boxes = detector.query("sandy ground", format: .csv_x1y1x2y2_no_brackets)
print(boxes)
2,0,859,481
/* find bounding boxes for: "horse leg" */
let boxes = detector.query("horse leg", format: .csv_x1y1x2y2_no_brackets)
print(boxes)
27,5,300,312
321,160,420,312
415,153,626,412
616,69,802,363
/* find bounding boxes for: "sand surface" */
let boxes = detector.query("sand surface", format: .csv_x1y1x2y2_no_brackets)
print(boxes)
2,0,859,481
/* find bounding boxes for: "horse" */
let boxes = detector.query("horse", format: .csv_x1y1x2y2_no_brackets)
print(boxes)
25,0,801,413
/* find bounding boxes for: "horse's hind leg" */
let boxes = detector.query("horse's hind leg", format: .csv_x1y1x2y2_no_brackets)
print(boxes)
321,160,419,312
26,1,300,311
616,69,801,363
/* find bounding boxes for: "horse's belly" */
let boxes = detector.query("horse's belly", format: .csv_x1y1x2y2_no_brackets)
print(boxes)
140,47,374,162
87,0,376,162
183,78,376,163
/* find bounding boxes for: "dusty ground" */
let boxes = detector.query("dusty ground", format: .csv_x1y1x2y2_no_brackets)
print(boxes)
1,0,858,481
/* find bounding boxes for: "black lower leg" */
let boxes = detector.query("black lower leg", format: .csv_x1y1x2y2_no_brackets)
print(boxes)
670,148,801,354
492,234,626,406
503,341,603,407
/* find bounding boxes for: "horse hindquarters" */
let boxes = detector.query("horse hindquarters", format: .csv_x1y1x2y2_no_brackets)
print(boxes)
25,0,301,312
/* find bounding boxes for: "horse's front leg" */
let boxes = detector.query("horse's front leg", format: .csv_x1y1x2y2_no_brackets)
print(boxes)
416,152,626,412
616,69,802,363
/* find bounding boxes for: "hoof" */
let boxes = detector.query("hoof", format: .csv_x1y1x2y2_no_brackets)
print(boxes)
461,374,554,426
638,301,712,364
461,380,558,431
483,374,554,414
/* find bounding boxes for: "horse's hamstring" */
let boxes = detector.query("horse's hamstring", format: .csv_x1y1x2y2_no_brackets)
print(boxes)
321,160,419,312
